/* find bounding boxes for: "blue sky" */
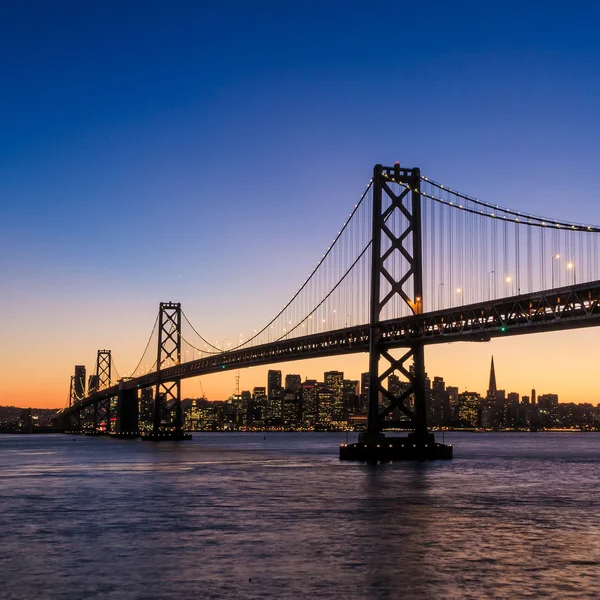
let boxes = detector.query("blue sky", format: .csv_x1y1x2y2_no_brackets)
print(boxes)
2,1,600,405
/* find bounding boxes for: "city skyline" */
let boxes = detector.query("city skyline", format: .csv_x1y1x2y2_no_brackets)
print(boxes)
23,359,591,433
3,3,600,408
169,355,565,406
9,348,594,411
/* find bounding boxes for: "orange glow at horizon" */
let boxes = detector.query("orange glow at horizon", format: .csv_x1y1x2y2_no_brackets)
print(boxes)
3,328,600,409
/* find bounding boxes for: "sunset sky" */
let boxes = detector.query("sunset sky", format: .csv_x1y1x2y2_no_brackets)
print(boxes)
2,1,600,408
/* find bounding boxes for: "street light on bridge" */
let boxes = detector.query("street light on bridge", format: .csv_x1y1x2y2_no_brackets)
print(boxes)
567,262,576,285
551,253,560,288
456,288,462,305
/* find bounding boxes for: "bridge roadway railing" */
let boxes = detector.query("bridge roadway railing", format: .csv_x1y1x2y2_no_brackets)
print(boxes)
60,280,600,418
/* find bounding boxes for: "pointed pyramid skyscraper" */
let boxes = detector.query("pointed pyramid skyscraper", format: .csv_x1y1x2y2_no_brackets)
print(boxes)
487,356,497,401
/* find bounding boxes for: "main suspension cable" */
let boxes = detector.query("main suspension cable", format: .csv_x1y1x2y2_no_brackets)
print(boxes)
184,178,373,352
421,177,600,231
128,314,159,377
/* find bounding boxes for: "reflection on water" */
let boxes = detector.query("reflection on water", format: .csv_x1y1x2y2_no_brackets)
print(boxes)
0,432,598,599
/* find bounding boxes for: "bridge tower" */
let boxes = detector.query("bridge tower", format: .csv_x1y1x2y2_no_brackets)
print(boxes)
365,163,428,439
69,375,76,408
146,302,188,439
68,375,81,430
343,163,451,460
92,350,112,434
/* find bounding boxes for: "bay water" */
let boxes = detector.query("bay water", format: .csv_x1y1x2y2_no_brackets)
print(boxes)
0,432,598,599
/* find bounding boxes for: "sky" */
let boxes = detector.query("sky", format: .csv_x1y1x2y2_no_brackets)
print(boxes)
2,1,600,408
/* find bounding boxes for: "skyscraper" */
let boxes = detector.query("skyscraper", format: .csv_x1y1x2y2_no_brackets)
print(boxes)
285,374,301,394
266,370,283,424
431,376,450,426
360,372,369,414
487,356,497,400
267,370,282,398
458,392,481,427
251,387,267,425
324,371,344,423
139,387,154,428
481,356,498,428
301,380,318,427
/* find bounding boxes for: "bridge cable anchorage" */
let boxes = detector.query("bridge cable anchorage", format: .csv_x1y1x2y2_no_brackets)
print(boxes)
180,178,374,352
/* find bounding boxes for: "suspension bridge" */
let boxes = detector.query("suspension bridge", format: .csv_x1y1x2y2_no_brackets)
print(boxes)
55,164,600,460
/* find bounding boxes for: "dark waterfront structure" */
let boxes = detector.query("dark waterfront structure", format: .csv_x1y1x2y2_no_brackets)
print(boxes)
54,164,600,456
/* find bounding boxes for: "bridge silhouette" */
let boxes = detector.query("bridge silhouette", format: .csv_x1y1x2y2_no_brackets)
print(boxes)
56,164,600,459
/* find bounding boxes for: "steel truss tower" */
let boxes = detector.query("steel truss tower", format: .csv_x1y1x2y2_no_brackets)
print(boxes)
69,376,76,408
153,302,183,435
93,350,112,433
365,163,430,441
67,375,82,430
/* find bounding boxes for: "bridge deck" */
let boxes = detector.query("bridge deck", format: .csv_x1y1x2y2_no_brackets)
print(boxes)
60,280,600,417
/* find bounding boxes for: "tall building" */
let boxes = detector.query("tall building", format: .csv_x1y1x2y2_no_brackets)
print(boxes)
432,376,445,393
324,371,343,388
186,400,201,430
342,379,360,417
360,372,369,414
74,365,86,400
139,387,154,428
250,387,267,425
447,386,460,423
324,371,344,422
538,393,559,427
431,376,450,426
487,356,497,400
283,375,301,427
282,392,299,427
458,392,480,427
388,374,403,396
285,374,301,394
507,392,520,428
266,370,283,424
267,370,282,399
301,380,318,427
386,373,410,422
317,384,335,426
241,390,251,426
481,357,500,428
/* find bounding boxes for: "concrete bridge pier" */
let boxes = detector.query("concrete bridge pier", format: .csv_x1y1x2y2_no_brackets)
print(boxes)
115,385,139,438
